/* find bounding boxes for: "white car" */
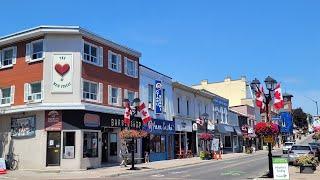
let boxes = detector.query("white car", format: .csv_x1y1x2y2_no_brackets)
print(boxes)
283,142,295,154
288,145,313,165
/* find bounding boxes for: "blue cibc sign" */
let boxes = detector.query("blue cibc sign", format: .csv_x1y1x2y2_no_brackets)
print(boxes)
155,80,162,114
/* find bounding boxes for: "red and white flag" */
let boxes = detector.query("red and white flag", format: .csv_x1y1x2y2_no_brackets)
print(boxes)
255,86,265,110
124,103,131,126
139,102,151,124
274,83,284,110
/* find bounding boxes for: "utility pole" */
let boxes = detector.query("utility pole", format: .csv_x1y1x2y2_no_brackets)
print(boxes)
305,96,319,116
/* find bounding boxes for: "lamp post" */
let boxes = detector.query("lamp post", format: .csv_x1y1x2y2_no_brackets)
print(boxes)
251,76,277,178
123,98,141,170
305,96,319,116
201,113,209,151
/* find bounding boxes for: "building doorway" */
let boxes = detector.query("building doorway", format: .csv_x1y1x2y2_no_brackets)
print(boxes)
46,131,61,166
102,132,109,163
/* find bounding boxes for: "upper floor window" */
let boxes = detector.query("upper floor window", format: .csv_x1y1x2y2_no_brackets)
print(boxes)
82,79,103,103
24,81,43,103
124,57,138,78
26,39,44,62
0,86,14,105
108,85,122,106
148,84,154,109
186,100,190,116
177,98,180,114
162,89,166,112
0,46,17,68
124,89,137,103
83,41,103,67
108,50,121,73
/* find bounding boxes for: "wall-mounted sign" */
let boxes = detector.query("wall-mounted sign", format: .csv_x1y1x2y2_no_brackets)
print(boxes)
52,54,73,93
84,113,100,128
192,123,198,131
45,110,62,131
11,116,36,137
175,119,192,132
143,119,175,134
155,80,162,114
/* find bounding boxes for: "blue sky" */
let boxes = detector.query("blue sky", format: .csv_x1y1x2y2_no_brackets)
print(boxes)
1,0,320,115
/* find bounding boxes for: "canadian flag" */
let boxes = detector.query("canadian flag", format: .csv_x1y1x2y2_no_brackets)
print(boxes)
124,102,131,126
139,102,152,124
274,83,284,110
255,86,265,110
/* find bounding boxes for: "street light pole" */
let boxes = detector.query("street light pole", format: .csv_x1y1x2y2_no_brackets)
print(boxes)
305,96,319,116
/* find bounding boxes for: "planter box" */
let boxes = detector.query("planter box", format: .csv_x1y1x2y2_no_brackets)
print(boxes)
300,165,316,174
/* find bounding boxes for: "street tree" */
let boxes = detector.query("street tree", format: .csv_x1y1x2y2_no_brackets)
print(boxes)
292,108,308,128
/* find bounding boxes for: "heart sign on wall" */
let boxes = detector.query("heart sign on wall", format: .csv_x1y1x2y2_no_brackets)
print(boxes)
55,64,70,77
52,54,73,93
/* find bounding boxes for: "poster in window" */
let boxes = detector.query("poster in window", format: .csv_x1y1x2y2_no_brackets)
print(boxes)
11,116,36,137
52,54,73,93
92,138,97,149
64,146,75,159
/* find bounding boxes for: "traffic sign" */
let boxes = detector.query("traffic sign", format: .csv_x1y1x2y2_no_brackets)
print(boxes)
272,158,289,180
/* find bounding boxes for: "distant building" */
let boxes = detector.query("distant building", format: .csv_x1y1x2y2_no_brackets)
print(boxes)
282,92,294,113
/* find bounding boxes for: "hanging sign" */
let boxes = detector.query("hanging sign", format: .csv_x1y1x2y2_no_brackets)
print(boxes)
155,80,162,114
264,136,274,143
272,158,290,180
52,54,73,93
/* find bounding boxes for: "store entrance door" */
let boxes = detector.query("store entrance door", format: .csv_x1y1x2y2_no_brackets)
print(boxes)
46,132,61,166
102,132,109,163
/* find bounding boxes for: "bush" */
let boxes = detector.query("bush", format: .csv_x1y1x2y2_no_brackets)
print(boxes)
296,155,319,167
200,151,210,160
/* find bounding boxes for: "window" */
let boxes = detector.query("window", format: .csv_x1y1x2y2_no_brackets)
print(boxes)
186,100,189,116
32,40,43,60
63,132,75,159
84,42,98,64
108,85,122,106
83,132,98,158
148,84,154,109
110,133,117,156
177,98,180,114
83,81,98,101
0,87,11,105
0,46,16,68
127,90,135,102
108,51,121,72
24,82,42,102
162,89,166,112
125,58,137,77
150,135,166,153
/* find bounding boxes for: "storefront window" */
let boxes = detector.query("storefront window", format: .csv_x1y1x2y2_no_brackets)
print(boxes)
83,132,98,158
150,134,166,153
63,132,75,159
225,136,231,148
110,133,117,156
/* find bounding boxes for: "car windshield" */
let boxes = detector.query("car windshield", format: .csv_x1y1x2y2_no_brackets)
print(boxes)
291,146,310,151
285,143,294,146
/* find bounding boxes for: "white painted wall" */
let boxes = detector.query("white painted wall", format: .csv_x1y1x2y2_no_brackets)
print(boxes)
43,34,82,104
139,66,173,121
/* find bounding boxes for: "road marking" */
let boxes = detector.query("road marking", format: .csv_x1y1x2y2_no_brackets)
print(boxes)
221,170,246,176
151,174,165,177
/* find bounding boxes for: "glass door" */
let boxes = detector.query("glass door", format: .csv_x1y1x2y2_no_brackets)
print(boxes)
46,131,61,166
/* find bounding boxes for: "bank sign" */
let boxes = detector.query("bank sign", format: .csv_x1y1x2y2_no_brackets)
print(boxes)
52,54,73,93
155,80,162,114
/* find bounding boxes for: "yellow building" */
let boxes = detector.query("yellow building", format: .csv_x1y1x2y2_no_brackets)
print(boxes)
192,76,254,107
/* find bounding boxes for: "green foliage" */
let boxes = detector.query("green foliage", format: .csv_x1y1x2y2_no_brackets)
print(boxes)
200,151,210,160
296,155,319,167
293,108,308,128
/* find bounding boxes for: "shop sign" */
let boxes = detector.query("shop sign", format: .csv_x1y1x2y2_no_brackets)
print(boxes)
264,136,274,143
109,117,142,130
211,138,220,151
155,80,162,114
143,119,175,134
175,119,192,132
11,116,36,137
84,113,100,128
248,127,254,134
52,54,73,93
192,123,198,131
272,158,290,180
45,110,62,131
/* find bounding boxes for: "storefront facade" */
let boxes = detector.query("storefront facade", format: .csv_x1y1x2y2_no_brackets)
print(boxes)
174,118,194,156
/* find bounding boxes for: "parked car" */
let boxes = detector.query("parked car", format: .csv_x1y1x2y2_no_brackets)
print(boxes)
288,145,313,165
310,145,320,157
283,142,295,154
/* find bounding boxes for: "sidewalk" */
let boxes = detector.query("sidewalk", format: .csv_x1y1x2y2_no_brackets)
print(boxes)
0,151,267,180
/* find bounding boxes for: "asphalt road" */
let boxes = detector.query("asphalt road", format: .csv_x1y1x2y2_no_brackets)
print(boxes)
110,152,272,180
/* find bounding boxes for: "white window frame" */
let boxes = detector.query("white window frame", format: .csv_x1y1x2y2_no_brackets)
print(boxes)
148,84,154,109
0,86,13,106
124,57,138,78
82,80,99,102
24,81,43,103
82,41,103,67
26,39,45,63
0,46,17,69
108,85,122,106
108,50,121,73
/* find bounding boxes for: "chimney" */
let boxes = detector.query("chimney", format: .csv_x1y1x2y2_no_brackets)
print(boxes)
224,76,231,82
201,79,208,85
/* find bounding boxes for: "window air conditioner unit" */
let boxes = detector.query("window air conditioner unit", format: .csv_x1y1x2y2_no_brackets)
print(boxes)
28,95,34,101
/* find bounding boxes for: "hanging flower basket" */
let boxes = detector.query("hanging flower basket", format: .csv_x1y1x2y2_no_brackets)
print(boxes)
120,129,148,139
314,126,320,132
312,132,320,140
255,122,279,136
199,133,213,141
